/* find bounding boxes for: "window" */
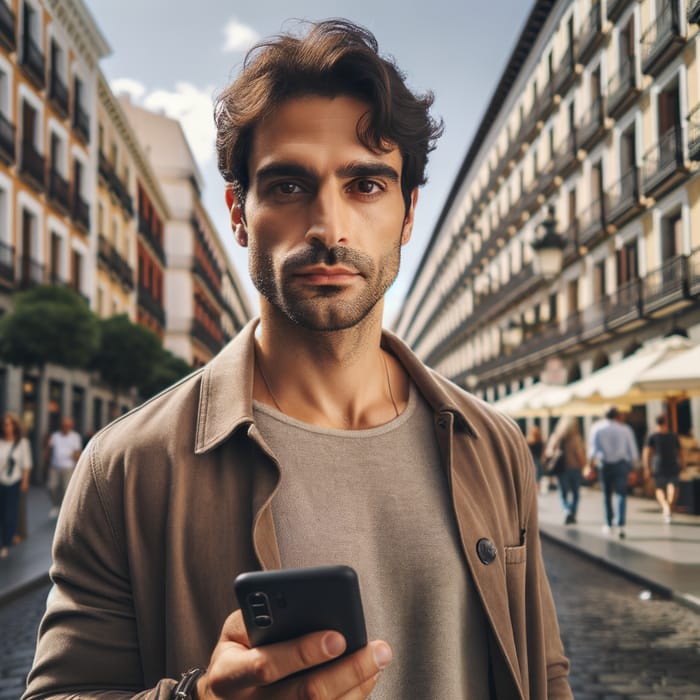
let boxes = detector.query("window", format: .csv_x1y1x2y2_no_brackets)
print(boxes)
72,248,83,292
593,260,606,300
661,210,682,260
97,202,104,235
616,241,638,284
49,231,62,283
0,67,8,116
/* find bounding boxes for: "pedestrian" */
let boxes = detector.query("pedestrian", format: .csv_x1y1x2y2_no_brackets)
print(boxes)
0,412,32,558
544,417,586,525
24,19,572,700
642,414,682,523
589,406,640,539
526,424,546,489
45,417,82,518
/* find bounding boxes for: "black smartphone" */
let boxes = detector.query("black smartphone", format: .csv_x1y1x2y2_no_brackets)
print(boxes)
234,565,367,656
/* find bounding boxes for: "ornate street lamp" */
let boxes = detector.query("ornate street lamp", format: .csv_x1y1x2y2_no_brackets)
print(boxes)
531,205,567,279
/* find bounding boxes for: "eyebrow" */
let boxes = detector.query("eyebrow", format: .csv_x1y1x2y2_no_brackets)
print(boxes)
254,160,400,185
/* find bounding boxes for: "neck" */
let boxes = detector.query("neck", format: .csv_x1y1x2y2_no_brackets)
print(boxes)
254,302,407,429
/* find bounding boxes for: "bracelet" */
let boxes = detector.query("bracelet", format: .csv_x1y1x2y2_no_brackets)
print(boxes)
172,668,205,699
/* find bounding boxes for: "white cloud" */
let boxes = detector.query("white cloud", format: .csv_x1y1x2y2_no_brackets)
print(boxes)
111,78,217,166
222,19,259,53
143,83,217,165
110,77,146,101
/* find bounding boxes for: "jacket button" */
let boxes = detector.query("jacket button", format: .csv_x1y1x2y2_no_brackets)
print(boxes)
476,538,497,565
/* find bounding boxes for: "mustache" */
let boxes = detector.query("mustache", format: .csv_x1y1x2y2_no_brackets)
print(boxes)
281,245,376,277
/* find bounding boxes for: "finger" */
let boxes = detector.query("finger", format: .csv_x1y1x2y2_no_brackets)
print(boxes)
336,673,381,700
215,629,349,690
220,609,250,645
283,641,392,700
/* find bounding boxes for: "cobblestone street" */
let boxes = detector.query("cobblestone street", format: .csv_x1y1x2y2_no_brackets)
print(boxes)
2,538,700,698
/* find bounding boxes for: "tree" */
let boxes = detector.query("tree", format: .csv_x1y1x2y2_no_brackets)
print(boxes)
140,348,192,400
91,315,163,400
0,285,101,479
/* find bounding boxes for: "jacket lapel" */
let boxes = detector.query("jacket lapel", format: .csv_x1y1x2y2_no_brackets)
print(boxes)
435,411,524,700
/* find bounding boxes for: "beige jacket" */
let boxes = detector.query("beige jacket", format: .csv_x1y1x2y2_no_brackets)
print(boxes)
24,321,571,700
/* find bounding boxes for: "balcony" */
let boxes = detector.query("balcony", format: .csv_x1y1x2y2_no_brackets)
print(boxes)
641,2,684,77
72,191,90,233
19,141,45,193
642,124,688,198
138,215,166,265
20,34,45,90
515,104,540,147
577,2,605,65
0,111,15,166
535,81,558,124
0,240,14,287
73,101,90,143
48,168,70,214
553,44,579,98
690,0,700,25
608,0,636,22
689,246,700,297
606,165,644,228
580,296,610,343
98,151,134,216
48,69,70,119
642,254,691,316
606,278,644,331
577,197,606,250
192,256,225,309
688,104,700,161
576,95,609,152
191,318,224,356
0,0,15,52
98,234,134,290
137,284,166,327
18,256,45,289
552,131,580,179
607,55,641,119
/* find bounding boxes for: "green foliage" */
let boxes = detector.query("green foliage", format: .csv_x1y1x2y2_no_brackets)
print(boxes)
91,315,163,394
140,348,193,399
0,285,100,369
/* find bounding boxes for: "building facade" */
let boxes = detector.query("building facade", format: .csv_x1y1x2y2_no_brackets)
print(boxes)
118,99,252,367
395,0,700,440
0,0,251,460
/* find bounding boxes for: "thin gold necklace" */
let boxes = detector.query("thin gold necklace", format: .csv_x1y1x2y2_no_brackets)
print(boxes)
255,348,400,419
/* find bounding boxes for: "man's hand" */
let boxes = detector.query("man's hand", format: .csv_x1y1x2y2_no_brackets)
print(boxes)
197,609,392,699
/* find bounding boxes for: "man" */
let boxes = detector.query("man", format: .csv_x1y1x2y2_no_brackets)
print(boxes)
643,414,682,523
589,406,639,539
45,416,82,517
25,20,571,700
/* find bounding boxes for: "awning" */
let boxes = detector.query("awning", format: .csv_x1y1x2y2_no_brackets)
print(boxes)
636,343,700,396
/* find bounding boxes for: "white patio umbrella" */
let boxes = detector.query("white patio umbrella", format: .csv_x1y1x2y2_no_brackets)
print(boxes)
635,343,700,396
521,334,693,415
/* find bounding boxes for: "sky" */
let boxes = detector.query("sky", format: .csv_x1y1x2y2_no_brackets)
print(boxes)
83,0,534,322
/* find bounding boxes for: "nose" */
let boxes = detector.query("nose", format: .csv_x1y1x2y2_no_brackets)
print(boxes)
304,184,348,248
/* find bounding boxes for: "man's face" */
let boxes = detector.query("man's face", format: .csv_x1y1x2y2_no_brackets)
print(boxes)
229,95,416,331
61,418,73,433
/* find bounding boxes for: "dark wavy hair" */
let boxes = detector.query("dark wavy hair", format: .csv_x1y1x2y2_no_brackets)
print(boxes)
214,19,443,213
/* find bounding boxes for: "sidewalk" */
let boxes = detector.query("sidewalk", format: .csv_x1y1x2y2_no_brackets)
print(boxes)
2,484,700,612
537,483,700,612
0,486,54,605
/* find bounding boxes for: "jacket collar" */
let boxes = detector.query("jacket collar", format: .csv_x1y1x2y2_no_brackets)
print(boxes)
195,318,476,454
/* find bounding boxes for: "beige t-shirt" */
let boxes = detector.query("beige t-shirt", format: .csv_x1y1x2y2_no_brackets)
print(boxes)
253,383,490,699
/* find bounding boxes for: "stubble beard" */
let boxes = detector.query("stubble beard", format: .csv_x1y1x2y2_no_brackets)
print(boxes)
249,239,402,332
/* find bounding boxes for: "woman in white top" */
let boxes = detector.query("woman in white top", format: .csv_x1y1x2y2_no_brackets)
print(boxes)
0,412,32,558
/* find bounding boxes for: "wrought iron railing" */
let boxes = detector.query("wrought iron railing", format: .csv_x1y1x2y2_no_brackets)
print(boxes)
642,123,685,193
20,141,45,189
20,34,45,87
49,69,69,116
607,54,638,114
0,111,15,164
641,1,682,74
606,165,640,220
0,0,15,51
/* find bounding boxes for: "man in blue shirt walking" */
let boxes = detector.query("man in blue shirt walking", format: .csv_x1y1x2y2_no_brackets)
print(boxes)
589,406,639,539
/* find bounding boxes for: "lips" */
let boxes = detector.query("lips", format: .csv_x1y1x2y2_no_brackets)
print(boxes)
292,265,360,284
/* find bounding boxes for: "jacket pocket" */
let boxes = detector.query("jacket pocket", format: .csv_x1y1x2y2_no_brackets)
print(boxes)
504,543,529,687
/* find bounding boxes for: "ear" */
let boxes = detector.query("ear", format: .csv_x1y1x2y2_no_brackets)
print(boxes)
400,188,419,245
225,185,248,247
